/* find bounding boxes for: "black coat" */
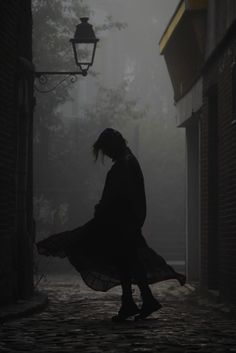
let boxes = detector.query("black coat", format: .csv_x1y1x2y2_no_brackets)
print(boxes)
93,147,146,246
37,147,183,291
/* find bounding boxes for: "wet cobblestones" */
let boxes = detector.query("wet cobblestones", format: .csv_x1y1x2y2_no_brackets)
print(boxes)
0,274,236,352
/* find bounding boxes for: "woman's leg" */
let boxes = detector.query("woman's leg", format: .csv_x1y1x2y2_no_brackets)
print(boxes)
112,258,139,321
131,254,154,301
131,252,162,319
116,255,134,301
120,277,133,302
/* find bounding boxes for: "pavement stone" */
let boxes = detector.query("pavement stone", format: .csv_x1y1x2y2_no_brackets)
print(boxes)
0,291,48,324
0,272,236,352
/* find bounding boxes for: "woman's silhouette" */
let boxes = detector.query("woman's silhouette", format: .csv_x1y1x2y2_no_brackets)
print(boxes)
37,128,185,322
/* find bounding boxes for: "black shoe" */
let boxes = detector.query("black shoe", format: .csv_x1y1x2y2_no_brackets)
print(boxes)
112,302,140,322
135,299,162,321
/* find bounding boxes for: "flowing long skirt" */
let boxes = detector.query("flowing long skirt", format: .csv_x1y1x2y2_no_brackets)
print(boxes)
36,219,185,291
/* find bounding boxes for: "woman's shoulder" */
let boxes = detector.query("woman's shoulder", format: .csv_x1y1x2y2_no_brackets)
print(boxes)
122,150,143,178
112,148,141,173
125,149,139,166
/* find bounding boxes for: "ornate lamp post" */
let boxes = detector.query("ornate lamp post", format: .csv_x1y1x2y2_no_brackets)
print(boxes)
35,17,99,93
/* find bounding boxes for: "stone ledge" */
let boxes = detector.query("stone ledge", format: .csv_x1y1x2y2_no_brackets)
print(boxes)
0,291,48,323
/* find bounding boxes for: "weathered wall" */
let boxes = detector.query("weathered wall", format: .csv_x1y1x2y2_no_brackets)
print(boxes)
0,0,34,304
201,33,236,302
206,0,236,58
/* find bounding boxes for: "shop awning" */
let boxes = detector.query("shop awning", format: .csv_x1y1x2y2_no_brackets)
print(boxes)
160,0,208,55
159,0,207,102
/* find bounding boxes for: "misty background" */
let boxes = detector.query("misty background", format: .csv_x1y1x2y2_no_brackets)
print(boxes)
32,0,185,276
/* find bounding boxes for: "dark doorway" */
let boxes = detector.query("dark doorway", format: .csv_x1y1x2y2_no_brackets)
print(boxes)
207,85,219,290
186,117,200,281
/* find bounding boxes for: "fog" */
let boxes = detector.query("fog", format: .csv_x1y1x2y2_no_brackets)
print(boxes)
33,0,185,275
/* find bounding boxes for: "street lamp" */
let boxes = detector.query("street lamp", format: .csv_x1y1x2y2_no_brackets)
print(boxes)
35,17,99,93
70,17,99,76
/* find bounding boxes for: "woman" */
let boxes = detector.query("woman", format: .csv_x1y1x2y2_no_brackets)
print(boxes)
37,128,185,322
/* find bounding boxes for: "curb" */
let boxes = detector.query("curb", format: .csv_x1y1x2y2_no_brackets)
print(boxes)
187,282,236,319
0,291,48,323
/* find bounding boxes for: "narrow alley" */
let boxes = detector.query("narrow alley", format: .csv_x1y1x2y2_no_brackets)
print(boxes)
1,1,236,352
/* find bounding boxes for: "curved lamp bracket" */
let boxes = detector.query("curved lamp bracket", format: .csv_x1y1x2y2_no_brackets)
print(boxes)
34,71,87,93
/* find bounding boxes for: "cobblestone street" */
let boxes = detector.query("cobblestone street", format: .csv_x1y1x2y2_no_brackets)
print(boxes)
1,273,236,352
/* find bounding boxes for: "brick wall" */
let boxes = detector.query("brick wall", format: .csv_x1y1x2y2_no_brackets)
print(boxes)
201,36,236,303
0,1,34,304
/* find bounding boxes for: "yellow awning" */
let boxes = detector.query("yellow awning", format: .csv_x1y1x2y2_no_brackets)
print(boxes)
159,0,207,54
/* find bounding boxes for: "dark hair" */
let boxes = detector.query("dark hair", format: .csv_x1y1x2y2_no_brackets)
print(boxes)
93,128,127,161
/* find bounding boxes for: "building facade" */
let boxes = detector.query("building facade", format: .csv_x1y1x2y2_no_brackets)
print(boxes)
0,1,35,304
160,0,236,304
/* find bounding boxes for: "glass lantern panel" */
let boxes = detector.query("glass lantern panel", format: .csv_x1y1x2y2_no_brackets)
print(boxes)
75,43,95,66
